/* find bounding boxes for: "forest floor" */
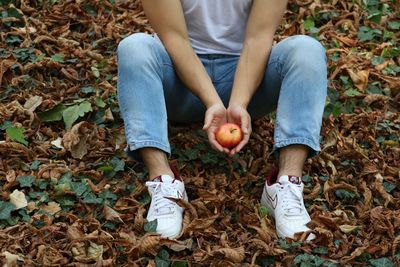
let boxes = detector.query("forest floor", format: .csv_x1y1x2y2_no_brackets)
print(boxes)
0,0,399,266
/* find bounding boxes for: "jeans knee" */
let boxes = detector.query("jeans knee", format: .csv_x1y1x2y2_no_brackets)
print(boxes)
285,35,326,68
117,33,156,64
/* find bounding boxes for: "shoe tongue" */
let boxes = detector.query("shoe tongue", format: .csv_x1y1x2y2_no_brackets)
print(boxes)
278,175,302,185
153,175,174,183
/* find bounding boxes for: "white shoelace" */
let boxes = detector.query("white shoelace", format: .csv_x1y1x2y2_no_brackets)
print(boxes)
146,181,178,216
279,183,304,216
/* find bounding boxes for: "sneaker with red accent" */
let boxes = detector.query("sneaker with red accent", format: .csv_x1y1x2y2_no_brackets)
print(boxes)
261,173,314,240
145,175,187,238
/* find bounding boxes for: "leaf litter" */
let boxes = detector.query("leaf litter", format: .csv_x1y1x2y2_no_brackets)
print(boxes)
0,0,399,266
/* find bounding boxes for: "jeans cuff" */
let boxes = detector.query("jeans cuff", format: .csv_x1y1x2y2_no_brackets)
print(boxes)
273,137,321,158
125,141,171,163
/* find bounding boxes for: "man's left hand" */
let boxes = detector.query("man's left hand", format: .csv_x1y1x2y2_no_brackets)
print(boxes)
226,105,252,155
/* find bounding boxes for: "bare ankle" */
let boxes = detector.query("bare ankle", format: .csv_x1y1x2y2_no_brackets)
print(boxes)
139,148,174,179
278,144,308,178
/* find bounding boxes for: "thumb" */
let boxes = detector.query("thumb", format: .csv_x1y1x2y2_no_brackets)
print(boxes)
203,111,212,130
241,115,249,134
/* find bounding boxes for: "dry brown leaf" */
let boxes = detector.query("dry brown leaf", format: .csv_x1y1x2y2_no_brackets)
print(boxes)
1,251,24,267
87,241,104,261
62,121,95,159
40,201,61,215
138,234,162,255
104,205,124,223
212,246,245,263
347,68,369,91
23,95,43,112
363,94,389,106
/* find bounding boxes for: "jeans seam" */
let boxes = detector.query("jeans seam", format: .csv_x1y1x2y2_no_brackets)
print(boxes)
127,140,171,153
274,137,320,150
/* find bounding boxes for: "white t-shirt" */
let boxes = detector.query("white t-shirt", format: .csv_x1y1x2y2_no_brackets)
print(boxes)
181,0,253,55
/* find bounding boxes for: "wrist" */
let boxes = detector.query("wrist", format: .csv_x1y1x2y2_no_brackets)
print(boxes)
228,100,248,109
204,96,224,109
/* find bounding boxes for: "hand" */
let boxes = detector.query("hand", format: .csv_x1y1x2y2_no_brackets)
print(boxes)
226,104,252,155
203,103,230,153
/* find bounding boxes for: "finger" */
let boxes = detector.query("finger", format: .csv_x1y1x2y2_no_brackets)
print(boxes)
234,137,249,154
231,127,251,154
241,114,250,134
207,129,224,152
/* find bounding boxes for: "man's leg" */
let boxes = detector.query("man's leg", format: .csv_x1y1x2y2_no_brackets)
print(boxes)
117,33,206,173
117,33,204,238
248,35,327,155
252,35,327,240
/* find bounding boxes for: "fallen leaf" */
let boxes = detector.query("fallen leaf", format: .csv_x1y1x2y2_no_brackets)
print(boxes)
62,121,94,159
41,201,61,215
104,205,124,223
88,241,103,261
1,251,24,267
347,68,369,91
212,246,245,263
339,224,361,233
9,189,27,209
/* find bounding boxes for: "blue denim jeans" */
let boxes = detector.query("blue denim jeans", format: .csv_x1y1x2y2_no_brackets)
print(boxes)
117,33,327,160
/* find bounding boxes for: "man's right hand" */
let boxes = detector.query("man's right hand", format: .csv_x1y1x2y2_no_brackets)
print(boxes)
202,103,229,153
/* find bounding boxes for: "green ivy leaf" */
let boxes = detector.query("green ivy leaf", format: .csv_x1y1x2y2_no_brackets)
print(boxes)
144,219,158,232
99,191,117,201
95,97,106,108
29,191,50,204
82,192,103,204
258,206,269,218
0,201,16,220
388,21,400,30
369,257,396,267
357,26,382,41
345,88,361,97
17,175,35,188
0,120,12,130
383,181,396,193
38,104,67,122
71,182,89,197
62,101,92,129
6,127,28,146
80,86,96,94
371,56,385,66
155,249,169,267
381,47,400,58
51,53,64,63
294,253,338,267
110,157,125,172
304,16,315,31
313,246,329,255
30,160,40,170
256,256,275,267
171,261,188,267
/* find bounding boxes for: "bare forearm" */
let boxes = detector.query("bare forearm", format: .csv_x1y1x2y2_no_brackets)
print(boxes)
141,0,222,108
163,36,222,108
229,38,273,107
229,0,288,108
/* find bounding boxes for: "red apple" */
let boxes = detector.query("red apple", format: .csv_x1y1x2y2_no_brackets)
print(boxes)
215,123,243,149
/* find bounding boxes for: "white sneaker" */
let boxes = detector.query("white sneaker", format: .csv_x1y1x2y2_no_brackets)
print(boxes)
261,175,314,240
145,175,187,238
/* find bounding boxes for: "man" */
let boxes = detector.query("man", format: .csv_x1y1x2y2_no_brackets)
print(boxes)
117,0,327,240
